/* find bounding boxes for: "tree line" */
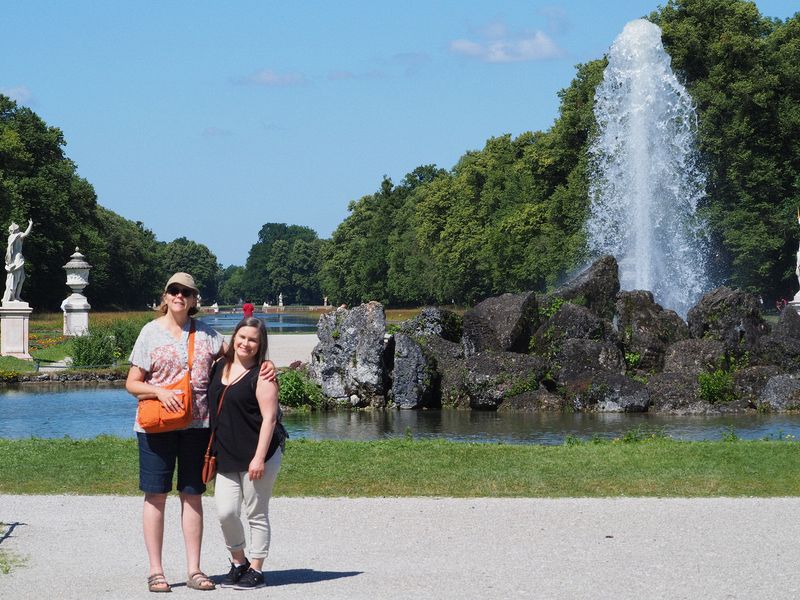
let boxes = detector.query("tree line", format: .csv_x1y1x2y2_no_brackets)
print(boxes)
318,0,800,306
2,0,798,311
0,95,222,310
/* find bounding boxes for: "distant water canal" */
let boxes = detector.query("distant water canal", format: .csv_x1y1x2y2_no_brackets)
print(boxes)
3,384,800,443
198,312,319,334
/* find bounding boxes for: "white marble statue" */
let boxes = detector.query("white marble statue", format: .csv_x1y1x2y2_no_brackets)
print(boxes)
3,219,33,304
794,208,800,292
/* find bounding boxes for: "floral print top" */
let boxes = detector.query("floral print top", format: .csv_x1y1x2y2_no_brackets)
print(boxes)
129,318,223,432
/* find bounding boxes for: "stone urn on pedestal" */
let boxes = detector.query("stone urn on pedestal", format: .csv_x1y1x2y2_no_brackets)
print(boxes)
62,247,92,336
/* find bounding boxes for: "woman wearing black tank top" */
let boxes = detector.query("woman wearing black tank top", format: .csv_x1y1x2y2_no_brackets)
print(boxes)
208,317,282,590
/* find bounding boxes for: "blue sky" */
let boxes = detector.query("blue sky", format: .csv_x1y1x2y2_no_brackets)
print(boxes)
2,1,794,266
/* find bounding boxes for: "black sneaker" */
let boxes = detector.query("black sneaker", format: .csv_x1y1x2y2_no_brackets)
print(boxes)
220,559,251,588
233,568,265,590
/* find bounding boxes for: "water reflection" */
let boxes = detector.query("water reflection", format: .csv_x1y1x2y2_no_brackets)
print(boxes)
283,409,800,444
3,385,800,443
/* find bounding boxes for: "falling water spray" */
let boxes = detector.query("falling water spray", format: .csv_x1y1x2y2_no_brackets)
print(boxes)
586,19,708,317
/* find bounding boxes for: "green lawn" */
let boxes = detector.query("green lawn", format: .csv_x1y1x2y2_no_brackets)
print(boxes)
1,436,799,497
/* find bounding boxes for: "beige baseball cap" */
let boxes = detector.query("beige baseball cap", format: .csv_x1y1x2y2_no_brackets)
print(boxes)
164,272,199,294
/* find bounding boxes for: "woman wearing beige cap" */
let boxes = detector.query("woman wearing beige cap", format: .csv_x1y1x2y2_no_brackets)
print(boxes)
126,272,275,593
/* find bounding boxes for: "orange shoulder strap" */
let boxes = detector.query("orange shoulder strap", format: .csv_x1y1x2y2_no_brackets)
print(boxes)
187,319,196,371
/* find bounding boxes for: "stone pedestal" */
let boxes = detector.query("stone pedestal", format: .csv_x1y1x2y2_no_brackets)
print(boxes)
0,301,33,359
789,300,800,315
62,247,92,337
63,293,90,336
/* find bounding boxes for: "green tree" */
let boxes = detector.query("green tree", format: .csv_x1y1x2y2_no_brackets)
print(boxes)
321,167,445,305
655,0,800,298
0,96,99,308
157,237,220,302
84,208,162,309
218,265,246,305
243,223,321,304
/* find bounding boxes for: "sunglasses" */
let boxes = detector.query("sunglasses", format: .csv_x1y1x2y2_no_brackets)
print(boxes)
166,286,196,297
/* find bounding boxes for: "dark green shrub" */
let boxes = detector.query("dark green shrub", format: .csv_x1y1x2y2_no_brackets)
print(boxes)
71,332,117,367
278,368,324,408
698,368,735,404
71,315,153,368
100,315,152,356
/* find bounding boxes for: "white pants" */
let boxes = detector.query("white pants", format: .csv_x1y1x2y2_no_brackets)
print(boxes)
214,450,282,559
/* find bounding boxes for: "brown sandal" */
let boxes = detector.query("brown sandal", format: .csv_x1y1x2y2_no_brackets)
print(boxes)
187,571,216,591
147,573,172,593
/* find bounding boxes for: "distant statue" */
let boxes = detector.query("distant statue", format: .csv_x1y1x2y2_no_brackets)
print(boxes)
3,219,33,304
278,292,283,307
795,209,800,300
794,208,800,284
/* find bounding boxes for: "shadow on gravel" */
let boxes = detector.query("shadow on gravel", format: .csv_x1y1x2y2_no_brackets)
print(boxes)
267,568,363,586
202,568,362,588
0,522,24,544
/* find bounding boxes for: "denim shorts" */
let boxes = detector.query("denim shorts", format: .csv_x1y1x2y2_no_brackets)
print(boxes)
137,428,211,495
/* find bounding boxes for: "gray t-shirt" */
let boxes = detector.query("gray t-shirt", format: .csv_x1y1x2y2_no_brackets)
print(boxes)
129,318,223,432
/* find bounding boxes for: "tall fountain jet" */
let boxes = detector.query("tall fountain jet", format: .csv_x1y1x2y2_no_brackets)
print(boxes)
586,19,708,317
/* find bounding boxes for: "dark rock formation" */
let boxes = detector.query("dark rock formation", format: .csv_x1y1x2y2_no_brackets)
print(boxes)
555,339,624,383
662,339,726,374
461,352,549,411
774,307,800,339
462,291,538,356
310,302,388,406
497,388,566,411
616,290,689,372
309,258,800,415
752,335,800,371
570,372,649,413
542,255,620,321
400,307,462,342
647,372,702,413
530,303,617,357
733,366,783,407
648,371,748,414
418,336,468,407
390,333,439,409
758,374,800,411
686,287,769,354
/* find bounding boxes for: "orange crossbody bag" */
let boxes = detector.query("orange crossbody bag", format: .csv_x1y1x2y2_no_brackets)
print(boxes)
138,321,196,433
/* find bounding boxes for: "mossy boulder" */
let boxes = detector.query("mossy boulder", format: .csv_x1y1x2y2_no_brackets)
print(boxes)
686,287,769,354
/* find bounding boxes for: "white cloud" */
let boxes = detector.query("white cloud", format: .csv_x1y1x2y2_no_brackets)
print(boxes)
1,85,33,104
236,69,307,87
450,22,564,63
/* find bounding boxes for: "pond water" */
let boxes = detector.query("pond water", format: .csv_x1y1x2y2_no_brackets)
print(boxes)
198,312,319,334
3,384,800,443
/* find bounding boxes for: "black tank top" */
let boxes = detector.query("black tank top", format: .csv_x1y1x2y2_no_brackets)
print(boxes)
208,360,281,472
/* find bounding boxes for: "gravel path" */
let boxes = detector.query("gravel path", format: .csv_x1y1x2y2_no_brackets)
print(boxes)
2,495,799,599
264,334,318,367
